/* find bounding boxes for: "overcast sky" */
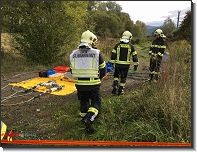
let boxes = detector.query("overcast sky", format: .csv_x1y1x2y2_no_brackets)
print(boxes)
115,1,192,26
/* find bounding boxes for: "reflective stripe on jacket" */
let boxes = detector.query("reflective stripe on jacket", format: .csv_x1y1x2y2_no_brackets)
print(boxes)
70,48,105,85
149,38,166,57
70,49,100,78
111,42,138,67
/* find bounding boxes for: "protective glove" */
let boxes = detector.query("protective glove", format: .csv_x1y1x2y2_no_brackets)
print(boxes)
150,53,157,60
149,52,153,57
134,65,138,71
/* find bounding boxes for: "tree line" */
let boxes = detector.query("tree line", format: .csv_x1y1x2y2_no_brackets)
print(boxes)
1,1,191,65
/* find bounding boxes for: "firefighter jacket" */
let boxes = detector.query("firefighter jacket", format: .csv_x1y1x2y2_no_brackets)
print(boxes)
1,121,7,140
111,41,139,68
149,37,166,59
70,46,106,86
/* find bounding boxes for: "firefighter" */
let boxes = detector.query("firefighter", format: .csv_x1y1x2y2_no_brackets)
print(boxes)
70,30,106,133
148,29,166,83
111,31,139,95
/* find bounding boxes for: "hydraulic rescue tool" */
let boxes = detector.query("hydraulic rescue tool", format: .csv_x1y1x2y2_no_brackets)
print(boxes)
25,80,57,92
34,85,65,98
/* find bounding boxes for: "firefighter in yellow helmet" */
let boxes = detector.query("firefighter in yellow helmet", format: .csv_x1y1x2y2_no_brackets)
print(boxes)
148,29,166,83
70,30,106,133
111,31,139,95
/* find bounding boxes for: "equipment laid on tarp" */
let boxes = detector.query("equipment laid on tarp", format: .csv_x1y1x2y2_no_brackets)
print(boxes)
1,70,77,106
24,80,59,92
7,66,76,97
9,76,76,96
39,70,55,77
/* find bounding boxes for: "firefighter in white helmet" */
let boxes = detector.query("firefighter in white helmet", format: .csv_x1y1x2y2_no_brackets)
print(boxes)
148,29,166,83
70,30,106,133
111,31,139,95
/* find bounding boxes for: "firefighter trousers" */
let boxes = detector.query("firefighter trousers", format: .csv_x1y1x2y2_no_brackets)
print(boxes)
113,65,129,88
77,85,101,123
149,57,162,81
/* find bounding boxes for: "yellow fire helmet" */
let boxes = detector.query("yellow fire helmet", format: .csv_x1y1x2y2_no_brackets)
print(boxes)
120,31,132,43
92,33,98,47
154,29,166,37
79,30,97,48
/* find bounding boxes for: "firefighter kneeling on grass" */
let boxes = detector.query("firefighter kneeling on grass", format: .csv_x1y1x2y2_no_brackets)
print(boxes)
148,29,166,83
111,31,139,95
70,30,106,133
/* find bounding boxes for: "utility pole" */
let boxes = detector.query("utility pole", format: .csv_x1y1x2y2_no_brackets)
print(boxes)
177,11,181,30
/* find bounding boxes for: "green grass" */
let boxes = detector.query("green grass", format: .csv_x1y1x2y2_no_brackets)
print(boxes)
138,47,149,54
51,78,191,143
1,51,71,72
138,54,149,62
51,40,191,143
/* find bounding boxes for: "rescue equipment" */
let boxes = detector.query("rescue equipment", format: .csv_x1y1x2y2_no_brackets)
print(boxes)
34,85,65,98
25,80,57,92
1,69,76,106
9,77,76,96
105,62,114,73
39,70,55,77
47,70,55,77
39,71,47,77
53,66,70,73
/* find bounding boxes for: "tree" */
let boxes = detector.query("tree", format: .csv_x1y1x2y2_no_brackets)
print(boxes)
161,17,176,35
1,1,88,65
177,10,191,42
105,1,122,12
91,10,123,38
136,20,147,37
131,20,147,38
87,1,99,11
131,24,141,38
120,12,134,32
89,1,124,38
97,2,107,11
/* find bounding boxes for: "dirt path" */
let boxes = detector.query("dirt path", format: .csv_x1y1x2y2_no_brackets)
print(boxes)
1,56,151,140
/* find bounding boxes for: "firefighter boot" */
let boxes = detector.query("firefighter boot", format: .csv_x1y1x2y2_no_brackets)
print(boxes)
118,86,124,96
82,117,94,133
148,74,153,83
154,75,158,83
112,80,118,94
112,86,118,94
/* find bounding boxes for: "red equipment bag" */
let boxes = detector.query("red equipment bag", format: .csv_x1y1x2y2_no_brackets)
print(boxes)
53,66,70,73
